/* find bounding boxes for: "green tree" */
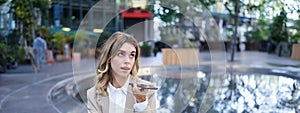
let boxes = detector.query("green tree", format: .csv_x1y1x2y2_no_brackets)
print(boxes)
10,0,51,46
290,11,300,44
244,18,270,42
224,0,241,61
52,32,65,54
0,0,6,4
153,0,214,24
291,31,300,44
73,30,88,53
39,26,52,49
152,0,216,47
269,8,288,44
224,0,272,61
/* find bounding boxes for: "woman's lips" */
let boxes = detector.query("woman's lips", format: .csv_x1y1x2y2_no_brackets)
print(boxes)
120,67,130,70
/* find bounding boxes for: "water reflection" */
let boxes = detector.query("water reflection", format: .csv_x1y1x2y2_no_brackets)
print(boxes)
144,72,300,113
214,74,300,113
141,71,209,113
75,71,299,112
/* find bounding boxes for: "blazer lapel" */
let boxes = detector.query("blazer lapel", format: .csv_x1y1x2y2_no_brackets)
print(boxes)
96,77,137,113
97,94,109,113
124,83,135,113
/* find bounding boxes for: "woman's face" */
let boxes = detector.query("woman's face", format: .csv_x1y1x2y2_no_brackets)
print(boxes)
110,42,136,78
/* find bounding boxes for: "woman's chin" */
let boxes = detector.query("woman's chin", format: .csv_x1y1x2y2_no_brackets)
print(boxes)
121,70,130,74
118,72,129,77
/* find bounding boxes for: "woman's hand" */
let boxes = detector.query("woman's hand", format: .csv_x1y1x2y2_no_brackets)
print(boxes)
132,83,149,103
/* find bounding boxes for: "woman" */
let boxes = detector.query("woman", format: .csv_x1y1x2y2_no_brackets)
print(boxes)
87,32,157,113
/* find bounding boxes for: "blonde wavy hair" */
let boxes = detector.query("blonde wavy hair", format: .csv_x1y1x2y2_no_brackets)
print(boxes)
94,32,140,96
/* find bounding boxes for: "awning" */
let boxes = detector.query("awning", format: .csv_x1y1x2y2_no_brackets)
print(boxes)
121,10,152,19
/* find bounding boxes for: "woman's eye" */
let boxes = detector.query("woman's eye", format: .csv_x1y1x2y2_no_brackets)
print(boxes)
118,53,124,57
129,54,135,58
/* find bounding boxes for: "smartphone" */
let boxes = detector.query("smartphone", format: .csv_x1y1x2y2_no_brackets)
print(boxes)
129,83,158,90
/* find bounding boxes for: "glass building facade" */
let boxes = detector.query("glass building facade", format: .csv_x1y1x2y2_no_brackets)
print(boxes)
50,0,120,31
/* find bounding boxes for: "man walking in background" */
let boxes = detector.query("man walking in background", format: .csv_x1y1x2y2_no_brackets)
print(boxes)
33,33,47,72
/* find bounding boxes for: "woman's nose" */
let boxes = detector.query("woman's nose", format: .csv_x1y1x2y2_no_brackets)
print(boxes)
124,55,130,64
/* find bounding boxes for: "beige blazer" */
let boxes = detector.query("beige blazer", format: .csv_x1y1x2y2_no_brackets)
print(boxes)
86,82,157,113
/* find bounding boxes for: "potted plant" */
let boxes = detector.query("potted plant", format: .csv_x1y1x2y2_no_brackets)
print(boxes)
153,46,159,57
291,31,300,60
0,42,7,73
52,32,66,61
140,41,152,57
6,46,24,69
72,30,89,61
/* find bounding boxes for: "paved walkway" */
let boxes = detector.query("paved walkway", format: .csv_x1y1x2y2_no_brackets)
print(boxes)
0,60,74,113
143,51,300,73
0,51,299,113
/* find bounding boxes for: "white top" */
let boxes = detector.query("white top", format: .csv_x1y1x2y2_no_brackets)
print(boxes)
108,76,148,113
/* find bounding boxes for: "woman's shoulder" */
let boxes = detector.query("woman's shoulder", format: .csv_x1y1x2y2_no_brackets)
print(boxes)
87,86,107,96
87,86,96,95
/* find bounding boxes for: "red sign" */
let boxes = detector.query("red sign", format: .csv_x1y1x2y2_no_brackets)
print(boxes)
121,10,152,19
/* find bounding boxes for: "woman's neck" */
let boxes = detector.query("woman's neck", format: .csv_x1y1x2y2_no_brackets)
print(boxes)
111,75,128,88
